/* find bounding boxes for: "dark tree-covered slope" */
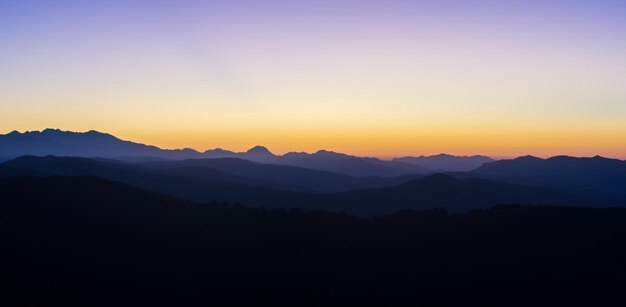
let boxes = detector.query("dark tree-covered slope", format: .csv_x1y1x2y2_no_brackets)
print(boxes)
2,176,626,306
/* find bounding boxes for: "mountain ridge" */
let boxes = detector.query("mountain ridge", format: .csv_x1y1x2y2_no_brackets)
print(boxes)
5,128,624,177
3,155,623,216
393,154,494,171
474,155,626,195
0,129,440,176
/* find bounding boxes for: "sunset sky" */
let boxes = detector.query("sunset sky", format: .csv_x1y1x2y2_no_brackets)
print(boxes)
2,0,626,158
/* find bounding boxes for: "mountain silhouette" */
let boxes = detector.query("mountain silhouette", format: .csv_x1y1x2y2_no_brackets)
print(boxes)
393,153,494,171
200,147,432,176
0,156,309,207
0,128,199,161
246,145,275,156
277,150,431,177
3,156,622,216
138,158,425,193
203,148,237,158
0,156,430,211
0,129,436,176
320,173,623,216
473,155,626,195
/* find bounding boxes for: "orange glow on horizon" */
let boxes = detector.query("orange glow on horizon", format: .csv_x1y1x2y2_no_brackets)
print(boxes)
2,1,626,161
7,124,623,160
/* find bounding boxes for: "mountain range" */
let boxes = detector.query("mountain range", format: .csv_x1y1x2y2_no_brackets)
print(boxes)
473,155,626,196
2,155,622,216
394,154,494,171
2,128,626,215
0,129,494,175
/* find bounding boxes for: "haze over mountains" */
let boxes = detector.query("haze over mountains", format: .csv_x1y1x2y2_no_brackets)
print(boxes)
0,129,487,175
394,154,494,172
1,154,624,216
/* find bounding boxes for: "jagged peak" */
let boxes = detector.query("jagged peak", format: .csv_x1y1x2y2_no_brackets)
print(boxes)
85,129,105,134
8,128,112,137
42,128,62,133
315,149,335,154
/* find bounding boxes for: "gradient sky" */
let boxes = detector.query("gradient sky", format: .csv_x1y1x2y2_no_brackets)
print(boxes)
2,0,626,158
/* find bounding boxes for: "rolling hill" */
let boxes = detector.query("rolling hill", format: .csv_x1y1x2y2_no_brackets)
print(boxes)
0,156,307,208
473,155,626,195
138,158,426,193
2,156,622,216
393,153,494,171
319,173,623,216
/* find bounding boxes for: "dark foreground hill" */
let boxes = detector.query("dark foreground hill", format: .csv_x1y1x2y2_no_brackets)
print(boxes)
2,176,626,306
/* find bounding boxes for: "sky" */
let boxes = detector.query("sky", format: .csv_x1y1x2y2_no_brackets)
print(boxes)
1,0,626,158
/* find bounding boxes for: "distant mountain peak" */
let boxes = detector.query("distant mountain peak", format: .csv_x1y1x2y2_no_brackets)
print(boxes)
204,148,235,154
515,155,543,161
42,128,62,132
392,153,495,172
85,129,105,135
283,151,308,156
246,146,274,155
314,150,347,157
40,128,77,136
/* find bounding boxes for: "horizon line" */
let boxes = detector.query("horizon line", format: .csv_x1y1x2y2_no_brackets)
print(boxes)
3,128,626,161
